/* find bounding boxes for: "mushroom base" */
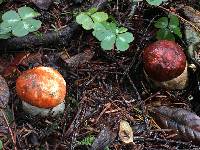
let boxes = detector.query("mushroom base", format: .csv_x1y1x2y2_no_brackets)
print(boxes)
145,63,188,90
22,101,65,117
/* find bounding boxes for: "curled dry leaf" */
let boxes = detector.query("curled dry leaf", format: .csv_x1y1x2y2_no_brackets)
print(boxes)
59,49,94,69
119,120,134,144
151,106,200,143
32,0,52,10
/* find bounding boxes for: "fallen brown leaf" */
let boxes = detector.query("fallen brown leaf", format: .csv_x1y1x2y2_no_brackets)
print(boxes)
151,106,200,143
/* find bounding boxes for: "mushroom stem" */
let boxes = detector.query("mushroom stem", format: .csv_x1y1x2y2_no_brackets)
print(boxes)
146,62,188,90
22,101,65,117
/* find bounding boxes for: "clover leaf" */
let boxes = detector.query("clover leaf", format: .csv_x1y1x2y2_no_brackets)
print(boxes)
18,6,40,20
0,6,42,39
117,27,128,34
116,32,134,51
76,9,134,52
156,28,175,40
168,15,182,38
154,14,182,40
154,17,168,29
86,8,97,16
76,13,94,30
0,140,2,150
0,22,12,33
12,19,42,37
2,10,20,26
146,0,165,6
0,33,11,39
91,12,108,23
93,23,116,50
100,30,116,50
12,21,29,37
0,24,12,39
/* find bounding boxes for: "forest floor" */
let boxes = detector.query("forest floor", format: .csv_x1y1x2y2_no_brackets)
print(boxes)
1,0,200,149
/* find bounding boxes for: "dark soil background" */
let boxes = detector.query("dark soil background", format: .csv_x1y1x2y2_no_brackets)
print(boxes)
1,0,200,149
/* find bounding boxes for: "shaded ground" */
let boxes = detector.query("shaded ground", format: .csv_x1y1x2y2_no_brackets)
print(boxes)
1,0,200,149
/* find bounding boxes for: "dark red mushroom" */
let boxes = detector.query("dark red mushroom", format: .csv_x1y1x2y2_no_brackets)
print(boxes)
143,40,188,89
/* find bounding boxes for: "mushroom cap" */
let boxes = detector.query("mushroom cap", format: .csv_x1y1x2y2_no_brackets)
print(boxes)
16,66,67,108
143,40,186,82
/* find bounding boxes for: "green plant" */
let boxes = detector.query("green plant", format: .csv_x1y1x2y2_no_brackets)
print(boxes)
77,135,95,146
154,14,182,40
0,140,2,150
146,0,167,6
76,8,134,51
0,6,42,39
77,135,110,150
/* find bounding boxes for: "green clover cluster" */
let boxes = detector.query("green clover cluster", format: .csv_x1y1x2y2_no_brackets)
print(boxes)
146,0,167,6
0,6,42,39
76,8,134,51
154,14,182,40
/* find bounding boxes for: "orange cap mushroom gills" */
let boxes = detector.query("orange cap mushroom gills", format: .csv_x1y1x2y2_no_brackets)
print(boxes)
16,67,67,108
143,40,186,82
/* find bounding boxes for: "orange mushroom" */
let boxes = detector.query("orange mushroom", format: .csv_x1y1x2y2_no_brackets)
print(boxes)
16,66,67,116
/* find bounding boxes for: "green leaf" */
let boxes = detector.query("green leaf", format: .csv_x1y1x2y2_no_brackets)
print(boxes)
169,15,179,27
117,27,128,34
18,6,40,19
2,10,20,25
0,0,3,4
116,38,129,51
93,22,106,31
91,12,108,23
100,30,116,50
170,27,182,38
78,135,95,146
12,21,29,37
0,33,11,39
86,7,97,16
101,22,117,33
23,19,42,32
115,32,134,51
0,140,2,150
117,32,134,43
0,22,11,34
156,28,175,40
101,39,115,50
154,17,168,29
93,30,105,41
76,13,94,30
146,0,164,6
168,15,182,38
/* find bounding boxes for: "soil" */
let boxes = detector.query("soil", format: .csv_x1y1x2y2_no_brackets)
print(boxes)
1,0,200,149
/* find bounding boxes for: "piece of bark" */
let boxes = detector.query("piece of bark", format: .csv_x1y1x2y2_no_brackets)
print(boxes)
90,126,117,150
0,0,108,52
0,75,9,109
0,75,10,132
32,0,52,10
